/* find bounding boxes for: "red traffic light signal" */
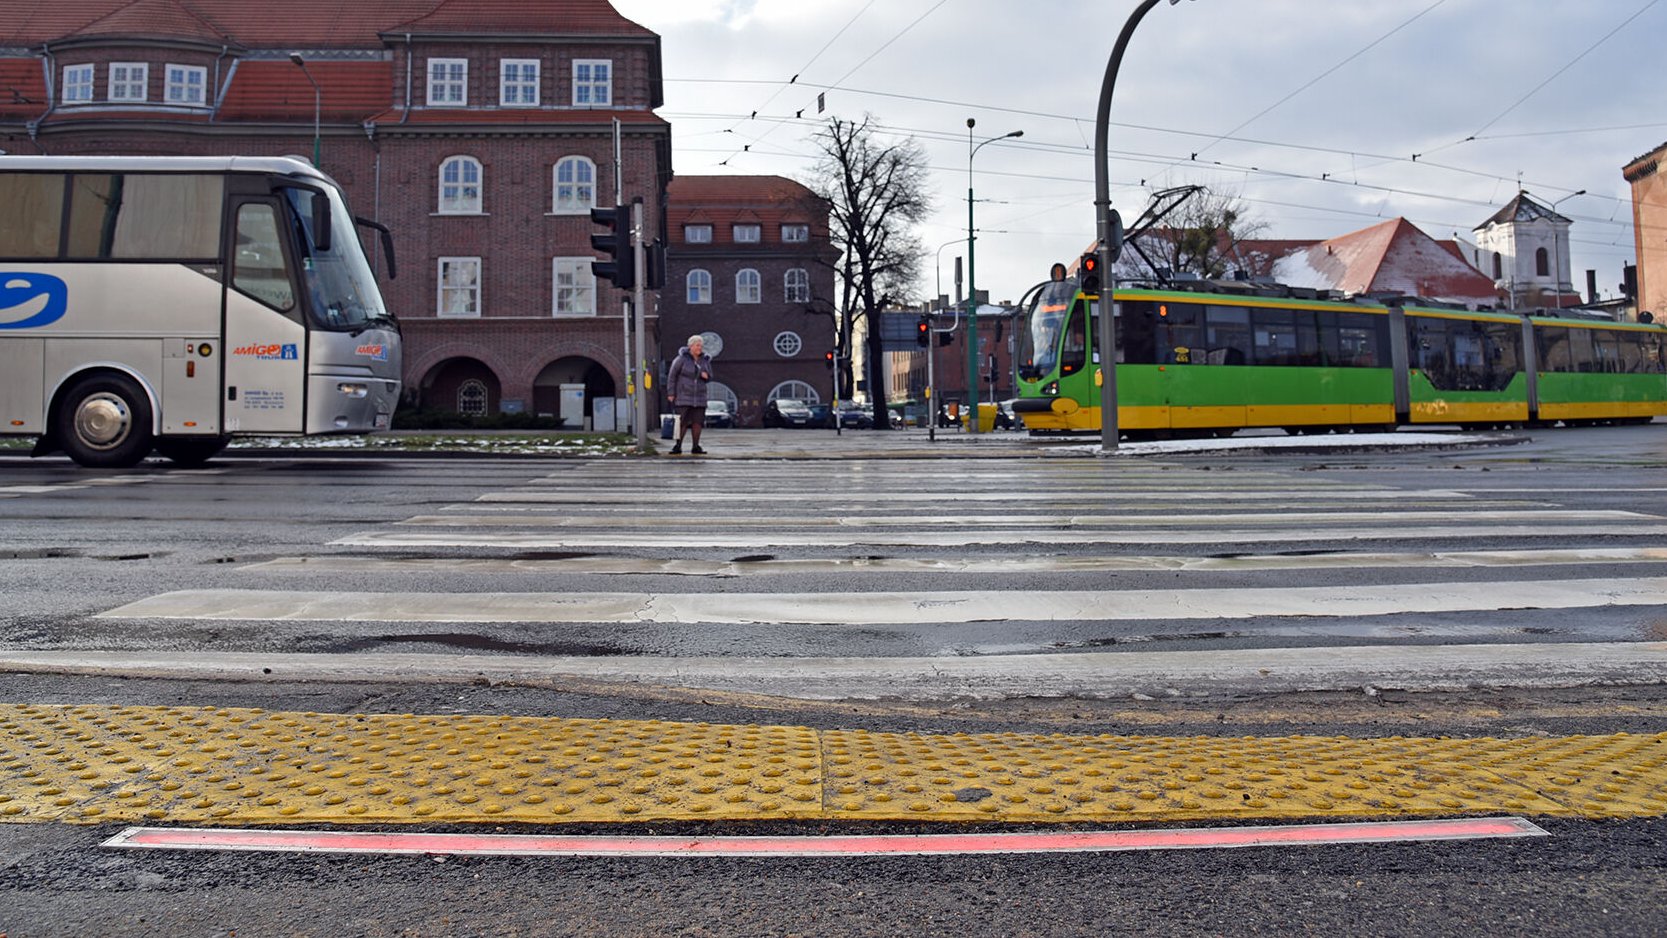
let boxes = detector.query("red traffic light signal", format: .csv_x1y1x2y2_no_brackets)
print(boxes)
916,316,931,347
1080,252,1101,294
824,349,835,368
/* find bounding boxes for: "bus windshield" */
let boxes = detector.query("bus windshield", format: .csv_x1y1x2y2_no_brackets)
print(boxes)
1018,279,1080,379
283,186,394,333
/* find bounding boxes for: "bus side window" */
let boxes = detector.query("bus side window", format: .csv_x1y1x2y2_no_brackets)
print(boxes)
232,204,297,313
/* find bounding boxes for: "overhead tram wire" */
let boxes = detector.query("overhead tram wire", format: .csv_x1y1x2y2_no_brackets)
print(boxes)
711,0,951,168
1419,0,1663,161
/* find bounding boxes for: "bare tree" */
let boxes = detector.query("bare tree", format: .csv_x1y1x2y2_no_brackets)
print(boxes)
806,115,929,428
1114,188,1270,281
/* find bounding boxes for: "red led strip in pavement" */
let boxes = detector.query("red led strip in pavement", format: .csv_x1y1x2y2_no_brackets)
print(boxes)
104,817,1546,858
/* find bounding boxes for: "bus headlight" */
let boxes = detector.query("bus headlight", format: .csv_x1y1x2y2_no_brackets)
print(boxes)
337,382,369,399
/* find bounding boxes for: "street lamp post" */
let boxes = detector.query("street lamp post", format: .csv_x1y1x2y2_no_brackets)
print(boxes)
966,120,1022,435
1094,0,1191,452
1550,189,1585,308
289,53,322,167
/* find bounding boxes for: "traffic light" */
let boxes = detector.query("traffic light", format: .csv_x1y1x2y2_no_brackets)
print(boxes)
589,206,635,289
824,349,836,369
644,239,666,290
1080,252,1101,295
916,315,930,347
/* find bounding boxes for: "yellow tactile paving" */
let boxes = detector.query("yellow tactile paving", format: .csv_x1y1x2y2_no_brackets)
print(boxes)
1,705,1665,826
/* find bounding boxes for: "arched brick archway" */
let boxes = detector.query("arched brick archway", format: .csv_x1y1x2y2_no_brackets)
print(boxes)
420,357,502,414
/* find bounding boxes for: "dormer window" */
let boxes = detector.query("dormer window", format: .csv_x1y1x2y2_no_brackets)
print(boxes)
782,224,810,243
427,58,467,106
165,65,207,106
684,224,712,244
573,59,611,106
108,63,147,102
733,224,761,243
62,64,94,104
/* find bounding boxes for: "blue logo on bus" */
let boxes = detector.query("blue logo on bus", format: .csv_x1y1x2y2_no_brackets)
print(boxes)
0,273,69,330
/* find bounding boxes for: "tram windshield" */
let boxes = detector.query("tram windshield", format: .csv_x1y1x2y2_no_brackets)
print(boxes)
1018,279,1080,380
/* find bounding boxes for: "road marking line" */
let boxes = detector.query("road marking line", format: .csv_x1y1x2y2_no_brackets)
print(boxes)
95,578,1667,625
242,547,1667,577
395,509,1655,528
330,524,1667,549
102,817,1547,857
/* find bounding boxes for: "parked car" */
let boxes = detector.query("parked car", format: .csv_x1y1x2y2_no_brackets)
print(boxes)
836,406,873,429
806,403,836,429
763,398,814,428
703,400,734,428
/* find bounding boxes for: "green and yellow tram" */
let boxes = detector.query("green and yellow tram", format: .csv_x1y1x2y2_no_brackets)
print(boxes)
1013,266,1667,435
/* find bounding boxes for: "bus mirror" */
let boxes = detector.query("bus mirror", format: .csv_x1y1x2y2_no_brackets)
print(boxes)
355,216,397,280
312,195,332,252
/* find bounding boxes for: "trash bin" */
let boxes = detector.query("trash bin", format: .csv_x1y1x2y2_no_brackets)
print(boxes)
660,415,675,439
975,402,998,432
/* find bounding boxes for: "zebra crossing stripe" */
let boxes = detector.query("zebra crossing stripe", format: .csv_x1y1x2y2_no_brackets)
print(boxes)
97,577,1667,626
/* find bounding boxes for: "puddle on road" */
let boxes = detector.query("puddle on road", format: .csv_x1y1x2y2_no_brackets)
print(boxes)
327,632,625,657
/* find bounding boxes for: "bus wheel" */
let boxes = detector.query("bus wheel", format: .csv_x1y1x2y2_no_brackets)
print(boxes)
54,373,153,469
154,436,229,468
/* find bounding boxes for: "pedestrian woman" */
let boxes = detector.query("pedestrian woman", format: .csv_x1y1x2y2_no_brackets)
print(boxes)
665,334,714,454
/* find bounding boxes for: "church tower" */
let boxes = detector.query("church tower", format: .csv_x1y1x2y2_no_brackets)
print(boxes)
1472,192,1579,308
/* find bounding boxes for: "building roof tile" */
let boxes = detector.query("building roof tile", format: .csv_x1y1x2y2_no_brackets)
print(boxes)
1273,217,1499,305
667,175,828,244
61,0,232,44
219,60,393,121
0,58,47,118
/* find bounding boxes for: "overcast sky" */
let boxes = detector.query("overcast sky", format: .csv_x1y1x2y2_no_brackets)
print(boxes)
611,0,1665,306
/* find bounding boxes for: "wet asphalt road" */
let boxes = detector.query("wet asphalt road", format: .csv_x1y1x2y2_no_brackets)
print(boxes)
0,423,1665,935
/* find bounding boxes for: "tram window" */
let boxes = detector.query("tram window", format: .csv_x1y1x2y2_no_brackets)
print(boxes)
1204,305,1251,365
1155,303,1202,364
1121,301,1157,364
1060,298,1088,374
1566,329,1596,372
1538,327,1571,372
1411,318,1456,389
1590,331,1622,373
1480,322,1522,389
1251,308,1299,366
1334,312,1385,367
1293,309,1324,365
1638,333,1667,374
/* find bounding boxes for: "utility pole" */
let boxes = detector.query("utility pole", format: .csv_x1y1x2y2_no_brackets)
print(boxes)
632,198,648,451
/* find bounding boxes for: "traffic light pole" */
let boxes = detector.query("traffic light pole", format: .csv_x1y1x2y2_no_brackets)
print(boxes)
631,198,648,452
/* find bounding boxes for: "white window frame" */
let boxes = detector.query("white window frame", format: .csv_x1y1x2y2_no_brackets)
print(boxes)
769,380,821,404
773,331,803,357
437,156,483,214
427,58,468,106
572,59,612,106
686,269,712,305
108,62,148,102
164,64,207,106
553,257,597,317
438,256,482,317
62,64,94,104
733,224,762,244
784,268,810,303
553,156,596,214
782,224,810,243
683,224,713,244
736,268,761,304
500,58,540,107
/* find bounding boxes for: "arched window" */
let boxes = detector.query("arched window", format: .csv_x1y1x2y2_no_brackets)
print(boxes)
768,380,820,404
553,156,595,213
457,379,488,416
686,269,712,304
773,331,802,357
1492,252,1503,280
784,268,810,303
438,156,482,214
1535,247,1550,277
736,268,761,304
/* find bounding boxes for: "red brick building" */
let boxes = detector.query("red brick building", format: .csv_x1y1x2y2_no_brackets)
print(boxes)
0,1,672,427
662,175,839,427
1625,143,1666,322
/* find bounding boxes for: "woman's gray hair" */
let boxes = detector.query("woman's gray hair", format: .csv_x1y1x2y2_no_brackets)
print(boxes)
687,334,705,347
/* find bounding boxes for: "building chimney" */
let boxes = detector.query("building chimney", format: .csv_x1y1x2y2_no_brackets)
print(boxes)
1586,269,1597,305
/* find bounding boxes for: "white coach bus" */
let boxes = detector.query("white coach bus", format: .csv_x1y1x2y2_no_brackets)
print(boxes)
0,155,400,467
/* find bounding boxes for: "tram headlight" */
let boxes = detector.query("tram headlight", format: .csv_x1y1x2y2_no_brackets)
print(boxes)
1042,381,1059,395
337,382,369,399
